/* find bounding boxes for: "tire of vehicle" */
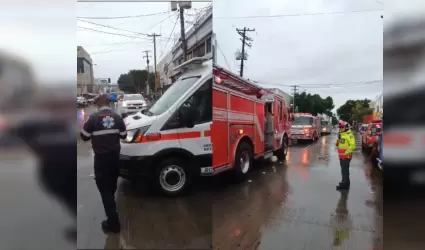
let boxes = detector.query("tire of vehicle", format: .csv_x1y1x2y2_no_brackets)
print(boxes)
154,157,192,197
233,141,254,179
274,135,288,161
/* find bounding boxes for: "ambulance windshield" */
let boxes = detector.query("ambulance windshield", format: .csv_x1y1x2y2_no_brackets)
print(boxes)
148,76,200,116
293,116,313,125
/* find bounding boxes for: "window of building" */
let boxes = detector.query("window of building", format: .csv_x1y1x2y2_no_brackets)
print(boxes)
206,37,212,53
187,51,193,60
177,57,184,65
193,42,206,57
77,58,84,73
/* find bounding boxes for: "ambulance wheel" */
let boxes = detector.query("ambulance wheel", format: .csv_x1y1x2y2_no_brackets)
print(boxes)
233,141,253,179
155,157,192,197
274,136,288,161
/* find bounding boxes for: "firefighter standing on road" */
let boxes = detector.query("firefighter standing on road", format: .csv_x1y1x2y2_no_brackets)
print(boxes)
336,121,356,190
80,94,127,233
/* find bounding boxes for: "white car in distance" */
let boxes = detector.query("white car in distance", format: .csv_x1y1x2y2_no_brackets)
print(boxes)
121,94,148,118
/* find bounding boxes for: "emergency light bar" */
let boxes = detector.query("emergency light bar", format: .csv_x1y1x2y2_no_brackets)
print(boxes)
173,56,209,73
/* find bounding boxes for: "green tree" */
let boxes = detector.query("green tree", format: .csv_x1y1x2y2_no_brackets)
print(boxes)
129,69,148,93
117,69,156,94
293,91,335,116
337,99,373,123
117,73,135,93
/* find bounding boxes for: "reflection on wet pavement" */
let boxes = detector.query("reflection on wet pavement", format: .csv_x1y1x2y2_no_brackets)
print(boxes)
78,130,382,250
212,133,382,250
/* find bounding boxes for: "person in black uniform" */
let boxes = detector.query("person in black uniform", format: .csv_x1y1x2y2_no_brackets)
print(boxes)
80,94,127,233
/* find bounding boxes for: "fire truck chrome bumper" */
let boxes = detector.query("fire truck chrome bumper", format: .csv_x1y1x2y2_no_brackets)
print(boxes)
290,135,313,140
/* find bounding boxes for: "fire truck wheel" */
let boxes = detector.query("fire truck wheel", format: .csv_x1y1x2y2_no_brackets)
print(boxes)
233,141,253,178
155,158,192,196
274,137,288,161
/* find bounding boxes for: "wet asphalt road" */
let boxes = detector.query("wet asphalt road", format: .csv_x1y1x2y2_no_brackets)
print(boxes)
77,106,383,250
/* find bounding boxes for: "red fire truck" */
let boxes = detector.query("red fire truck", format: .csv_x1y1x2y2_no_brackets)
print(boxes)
208,65,291,178
290,113,321,143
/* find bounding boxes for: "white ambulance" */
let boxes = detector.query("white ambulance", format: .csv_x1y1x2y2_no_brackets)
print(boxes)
119,57,212,196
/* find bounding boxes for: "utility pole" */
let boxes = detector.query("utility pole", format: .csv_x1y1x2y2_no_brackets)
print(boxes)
179,6,188,62
236,27,255,77
142,50,151,94
148,33,161,93
291,85,299,113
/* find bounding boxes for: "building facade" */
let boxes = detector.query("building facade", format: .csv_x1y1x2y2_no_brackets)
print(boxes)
157,5,215,92
77,46,94,94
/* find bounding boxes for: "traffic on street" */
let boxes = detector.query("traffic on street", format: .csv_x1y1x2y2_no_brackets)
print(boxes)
77,103,382,249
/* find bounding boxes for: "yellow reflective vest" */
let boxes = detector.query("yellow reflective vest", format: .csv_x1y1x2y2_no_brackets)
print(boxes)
336,130,356,159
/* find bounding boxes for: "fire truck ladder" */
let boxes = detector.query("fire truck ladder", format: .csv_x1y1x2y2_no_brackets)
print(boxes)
213,65,265,96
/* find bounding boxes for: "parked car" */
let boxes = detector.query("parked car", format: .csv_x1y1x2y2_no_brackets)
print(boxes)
121,94,148,118
362,120,382,152
77,96,88,108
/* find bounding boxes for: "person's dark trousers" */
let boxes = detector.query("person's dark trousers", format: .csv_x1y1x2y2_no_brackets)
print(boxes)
340,159,351,186
94,152,120,225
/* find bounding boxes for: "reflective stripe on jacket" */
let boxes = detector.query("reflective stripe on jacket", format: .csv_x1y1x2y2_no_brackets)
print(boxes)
336,130,356,159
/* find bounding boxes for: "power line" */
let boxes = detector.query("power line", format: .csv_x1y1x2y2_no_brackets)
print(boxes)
77,26,150,39
299,80,382,89
77,19,170,41
90,36,149,55
216,42,232,70
261,80,382,92
77,19,149,36
91,48,133,55
77,7,207,20
215,9,383,19
77,11,170,19
160,15,179,58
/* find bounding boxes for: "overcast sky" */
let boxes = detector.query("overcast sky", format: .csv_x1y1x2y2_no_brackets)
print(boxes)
77,1,211,83
214,0,385,110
